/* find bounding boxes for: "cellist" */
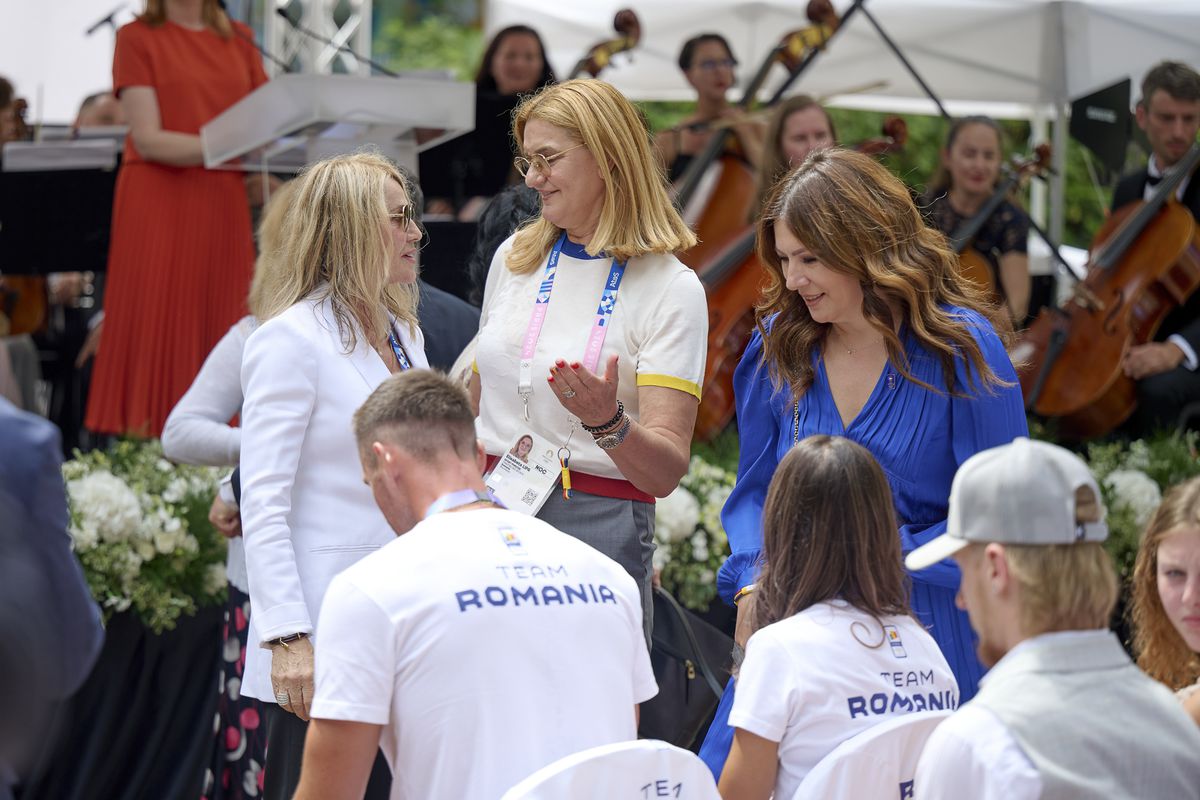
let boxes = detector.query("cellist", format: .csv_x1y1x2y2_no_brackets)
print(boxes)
653,33,766,182
1113,61,1200,435
921,117,1032,327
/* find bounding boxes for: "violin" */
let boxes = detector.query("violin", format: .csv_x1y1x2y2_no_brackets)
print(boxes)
568,9,641,79
692,120,909,441
673,1,844,276
947,145,1051,311
0,96,50,337
1014,142,1200,439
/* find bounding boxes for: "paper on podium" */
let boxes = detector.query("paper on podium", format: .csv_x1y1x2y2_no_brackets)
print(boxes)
201,74,474,174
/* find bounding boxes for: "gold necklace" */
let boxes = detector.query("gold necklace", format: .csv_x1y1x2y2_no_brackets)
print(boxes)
831,335,883,356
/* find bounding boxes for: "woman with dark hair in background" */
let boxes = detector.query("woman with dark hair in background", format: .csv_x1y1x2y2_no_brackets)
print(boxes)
654,32,765,184
922,116,1031,327
420,25,556,220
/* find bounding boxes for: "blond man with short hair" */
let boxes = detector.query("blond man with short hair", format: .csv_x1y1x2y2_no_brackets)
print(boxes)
908,438,1200,799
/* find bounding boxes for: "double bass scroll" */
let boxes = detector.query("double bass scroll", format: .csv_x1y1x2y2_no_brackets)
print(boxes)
568,9,642,80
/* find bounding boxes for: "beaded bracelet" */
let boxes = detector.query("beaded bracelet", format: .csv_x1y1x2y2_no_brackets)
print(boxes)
581,400,625,434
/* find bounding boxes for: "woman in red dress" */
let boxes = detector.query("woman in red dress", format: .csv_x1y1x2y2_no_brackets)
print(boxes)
86,0,267,437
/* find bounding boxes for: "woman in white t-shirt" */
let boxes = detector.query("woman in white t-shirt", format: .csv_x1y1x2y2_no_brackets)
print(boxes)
719,435,959,799
471,78,708,639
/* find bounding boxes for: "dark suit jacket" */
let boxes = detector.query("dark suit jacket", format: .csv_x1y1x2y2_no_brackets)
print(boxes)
0,399,103,787
417,279,480,372
1110,167,1200,353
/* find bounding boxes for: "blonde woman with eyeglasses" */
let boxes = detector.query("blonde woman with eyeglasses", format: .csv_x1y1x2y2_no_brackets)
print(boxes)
238,151,425,800
471,79,707,642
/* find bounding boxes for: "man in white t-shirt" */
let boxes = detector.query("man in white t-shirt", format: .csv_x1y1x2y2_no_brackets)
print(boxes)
907,438,1200,799
293,370,657,800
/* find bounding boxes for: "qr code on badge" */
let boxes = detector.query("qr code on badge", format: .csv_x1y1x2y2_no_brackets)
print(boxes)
521,489,538,506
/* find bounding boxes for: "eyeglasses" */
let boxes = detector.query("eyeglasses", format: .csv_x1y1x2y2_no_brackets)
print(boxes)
388,203,417,230
514,143,585,178
695,58,737,72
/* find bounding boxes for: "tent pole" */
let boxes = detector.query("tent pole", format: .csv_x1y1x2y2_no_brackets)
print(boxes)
858,3,950,120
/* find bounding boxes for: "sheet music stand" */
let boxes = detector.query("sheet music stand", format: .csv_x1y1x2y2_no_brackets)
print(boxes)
0,137,123,276
201,74,475,175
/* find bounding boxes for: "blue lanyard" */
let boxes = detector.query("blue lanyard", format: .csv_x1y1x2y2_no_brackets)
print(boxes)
388,325,412,371
423,489,499,519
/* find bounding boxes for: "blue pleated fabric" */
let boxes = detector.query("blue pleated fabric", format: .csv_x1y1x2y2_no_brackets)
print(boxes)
699,306,1028,779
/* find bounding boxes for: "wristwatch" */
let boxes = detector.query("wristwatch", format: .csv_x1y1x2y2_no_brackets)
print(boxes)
594,415,632,450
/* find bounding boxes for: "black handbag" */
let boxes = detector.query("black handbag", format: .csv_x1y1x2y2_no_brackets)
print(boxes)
638,586,734,750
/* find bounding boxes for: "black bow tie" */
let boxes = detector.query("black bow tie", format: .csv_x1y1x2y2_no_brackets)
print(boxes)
1147,172,1163,187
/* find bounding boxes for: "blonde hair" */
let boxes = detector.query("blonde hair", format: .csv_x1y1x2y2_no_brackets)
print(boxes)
755,148,1009,405
1004,543,1119,635
1132,477,1200,689
254,151,419,352
247,179,299,319
140,0,231,37
506,79,696,273
753,95,835,216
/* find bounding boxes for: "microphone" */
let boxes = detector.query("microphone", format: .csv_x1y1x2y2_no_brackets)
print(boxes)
275,8,399,78
85,3,124,36
234,24,293,73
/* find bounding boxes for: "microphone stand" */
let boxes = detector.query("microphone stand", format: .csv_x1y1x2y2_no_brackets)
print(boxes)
275,8,399,78
234,25,293,73
85,4,124,37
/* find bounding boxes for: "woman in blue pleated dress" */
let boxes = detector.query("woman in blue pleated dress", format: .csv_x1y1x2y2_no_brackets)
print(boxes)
699,148,1027,778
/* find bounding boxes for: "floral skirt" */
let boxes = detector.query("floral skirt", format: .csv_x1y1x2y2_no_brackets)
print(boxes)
201,584,268,799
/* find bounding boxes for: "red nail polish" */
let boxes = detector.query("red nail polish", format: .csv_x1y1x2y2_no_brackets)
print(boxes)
547,376,555,383
570,362,580,369
555,359,565,367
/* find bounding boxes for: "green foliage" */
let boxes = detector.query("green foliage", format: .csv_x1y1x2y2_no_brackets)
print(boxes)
375,15,484,80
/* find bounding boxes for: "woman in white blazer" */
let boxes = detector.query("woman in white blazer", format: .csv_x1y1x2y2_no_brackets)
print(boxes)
239,152,426,800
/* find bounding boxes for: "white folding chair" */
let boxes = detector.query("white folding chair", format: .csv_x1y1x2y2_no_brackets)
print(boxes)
501,739,720,800
793,710,952,800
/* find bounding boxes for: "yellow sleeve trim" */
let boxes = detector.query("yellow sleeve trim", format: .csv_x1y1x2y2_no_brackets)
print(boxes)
471,359,479,374
637,373,702,401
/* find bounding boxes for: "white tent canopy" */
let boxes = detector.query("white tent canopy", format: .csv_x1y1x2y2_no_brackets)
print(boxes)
485,0,1200,116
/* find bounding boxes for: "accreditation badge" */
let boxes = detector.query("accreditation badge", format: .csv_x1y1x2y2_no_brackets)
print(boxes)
485,429,559,515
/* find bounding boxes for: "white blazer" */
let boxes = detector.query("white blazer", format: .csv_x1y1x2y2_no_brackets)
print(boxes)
239,292,427,702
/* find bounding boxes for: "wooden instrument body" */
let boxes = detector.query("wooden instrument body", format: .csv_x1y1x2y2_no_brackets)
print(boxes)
0,276,49,336
957,246,1000,302
678,155,757,271
1016,199,1200,439
694,230,763,440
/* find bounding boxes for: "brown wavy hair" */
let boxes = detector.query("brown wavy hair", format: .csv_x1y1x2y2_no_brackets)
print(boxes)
750,435,911,635
506,79,696,273
1132,476,1200,690
140,0,231,37
755,148,1009,405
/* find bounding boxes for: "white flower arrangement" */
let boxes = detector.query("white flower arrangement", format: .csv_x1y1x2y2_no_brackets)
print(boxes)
1103,469,1162,528
653,455,736,610
63,439,227,633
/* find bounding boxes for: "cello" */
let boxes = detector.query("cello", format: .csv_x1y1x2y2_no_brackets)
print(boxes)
692,120,909,441
0,95,49,337
1014,142,1200,439
672,0,845,272
947,145,1051,316
568,9,642,79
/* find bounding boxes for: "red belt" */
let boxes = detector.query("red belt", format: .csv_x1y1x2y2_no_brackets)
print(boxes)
485,454,655,505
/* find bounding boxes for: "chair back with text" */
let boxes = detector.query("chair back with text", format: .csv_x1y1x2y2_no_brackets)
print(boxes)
794,710,952,800
500,739,720,800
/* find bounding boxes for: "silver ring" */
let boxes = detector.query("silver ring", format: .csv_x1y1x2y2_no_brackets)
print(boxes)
562,388,577,399
275,692,289,706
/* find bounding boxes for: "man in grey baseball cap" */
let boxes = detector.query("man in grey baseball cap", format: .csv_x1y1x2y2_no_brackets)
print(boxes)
909,437,1200,799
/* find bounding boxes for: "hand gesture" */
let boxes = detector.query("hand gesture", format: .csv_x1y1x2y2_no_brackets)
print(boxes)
548,354,621,428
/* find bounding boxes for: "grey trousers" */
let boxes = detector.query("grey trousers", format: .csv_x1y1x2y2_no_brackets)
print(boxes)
535,489,656,646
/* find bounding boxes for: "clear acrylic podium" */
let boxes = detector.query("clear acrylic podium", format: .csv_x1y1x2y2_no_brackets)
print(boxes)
201,74,475,174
